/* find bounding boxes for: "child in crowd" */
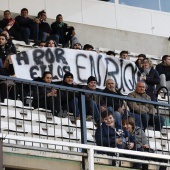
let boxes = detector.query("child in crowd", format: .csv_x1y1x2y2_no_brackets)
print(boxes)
122,116,167,170
95,110,142,168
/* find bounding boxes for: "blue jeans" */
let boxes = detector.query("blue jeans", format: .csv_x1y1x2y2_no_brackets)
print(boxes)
108,108,144,129
0,58,3,68
88,100,100,123
40,32,59,45
21,27,30,44
139,113,164,131
62,97,80,117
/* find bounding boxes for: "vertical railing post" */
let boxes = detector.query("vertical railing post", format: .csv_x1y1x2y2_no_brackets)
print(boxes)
0,101,3,170
79,92,87,170
0,139,3,170
88,148,94,170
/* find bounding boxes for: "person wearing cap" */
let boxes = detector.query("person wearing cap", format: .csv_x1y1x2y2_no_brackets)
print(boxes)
51,14,75,47
82,76,102,126
71,36,82,50
60,71,80,119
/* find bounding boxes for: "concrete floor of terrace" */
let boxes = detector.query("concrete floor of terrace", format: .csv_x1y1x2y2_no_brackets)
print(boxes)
3,152,135,170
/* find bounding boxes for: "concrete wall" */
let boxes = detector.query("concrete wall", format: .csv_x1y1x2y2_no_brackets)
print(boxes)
0,0,170,57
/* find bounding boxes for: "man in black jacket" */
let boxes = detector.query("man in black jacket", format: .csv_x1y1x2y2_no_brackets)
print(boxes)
15,8,39,44
102,79,142,129
51,14,75,47
60,72,80,119
37,10,59,45
155,55,170,92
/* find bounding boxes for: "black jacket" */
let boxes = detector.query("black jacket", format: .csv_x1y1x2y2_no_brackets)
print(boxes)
102,88,123,111
60,82,78,104
39,22,52,35
140,67,160,101
0,18,21,31
51,22,68,42
156,63,170,81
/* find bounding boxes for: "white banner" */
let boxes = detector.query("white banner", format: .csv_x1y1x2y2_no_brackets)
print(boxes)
11,48,140,93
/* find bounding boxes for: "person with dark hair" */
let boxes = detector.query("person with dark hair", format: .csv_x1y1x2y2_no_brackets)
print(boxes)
51,14,75,47
38,41,46,48
95,110,141,168
127,81,164,131
135,54,146,69
122,116,167,170
119,50,128,59
32,71,60,116
37,10,59,45
139,58,160,101
45,39,57,47
83,44,94,51
106,50,115,56
60,72,80,119
155,55,170,92
15,8,40,44
0,10,22,41
102,79,142,129
82,76,102,126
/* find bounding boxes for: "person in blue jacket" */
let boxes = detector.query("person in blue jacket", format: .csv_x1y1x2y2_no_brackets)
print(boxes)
95,110,143,168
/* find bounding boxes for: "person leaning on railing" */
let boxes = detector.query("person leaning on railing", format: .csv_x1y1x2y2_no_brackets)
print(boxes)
127,81,164,131
82,76,103,127
102,78,143,129
60,71,80,120
95,110,143,169
139,58,160,101
122,116,167,170
32,71,60,116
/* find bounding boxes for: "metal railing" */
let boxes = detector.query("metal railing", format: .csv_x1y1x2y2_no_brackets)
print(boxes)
0,75,170,169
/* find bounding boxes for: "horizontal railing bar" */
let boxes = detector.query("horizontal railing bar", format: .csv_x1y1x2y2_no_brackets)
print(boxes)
94,154,170,167
0,75,169,107
3,143,87,157
1,134,170,160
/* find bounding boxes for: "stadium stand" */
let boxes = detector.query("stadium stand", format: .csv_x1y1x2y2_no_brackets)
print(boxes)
1,1,170,169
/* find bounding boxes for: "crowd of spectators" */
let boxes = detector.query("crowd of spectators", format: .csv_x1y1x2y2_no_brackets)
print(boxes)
0,8,170,169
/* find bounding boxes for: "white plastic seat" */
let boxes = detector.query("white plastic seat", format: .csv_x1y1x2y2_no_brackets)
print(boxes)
76,120,96,129
53,116,75,127
145,130,166,139
73,131,94,142
1,108,23,119
25,124,46,135
1,121,16,131
4,99,23,108
47,127,69,138
149,141,162,150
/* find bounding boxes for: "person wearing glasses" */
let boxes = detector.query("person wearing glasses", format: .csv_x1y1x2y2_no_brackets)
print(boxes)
37,10,59,46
